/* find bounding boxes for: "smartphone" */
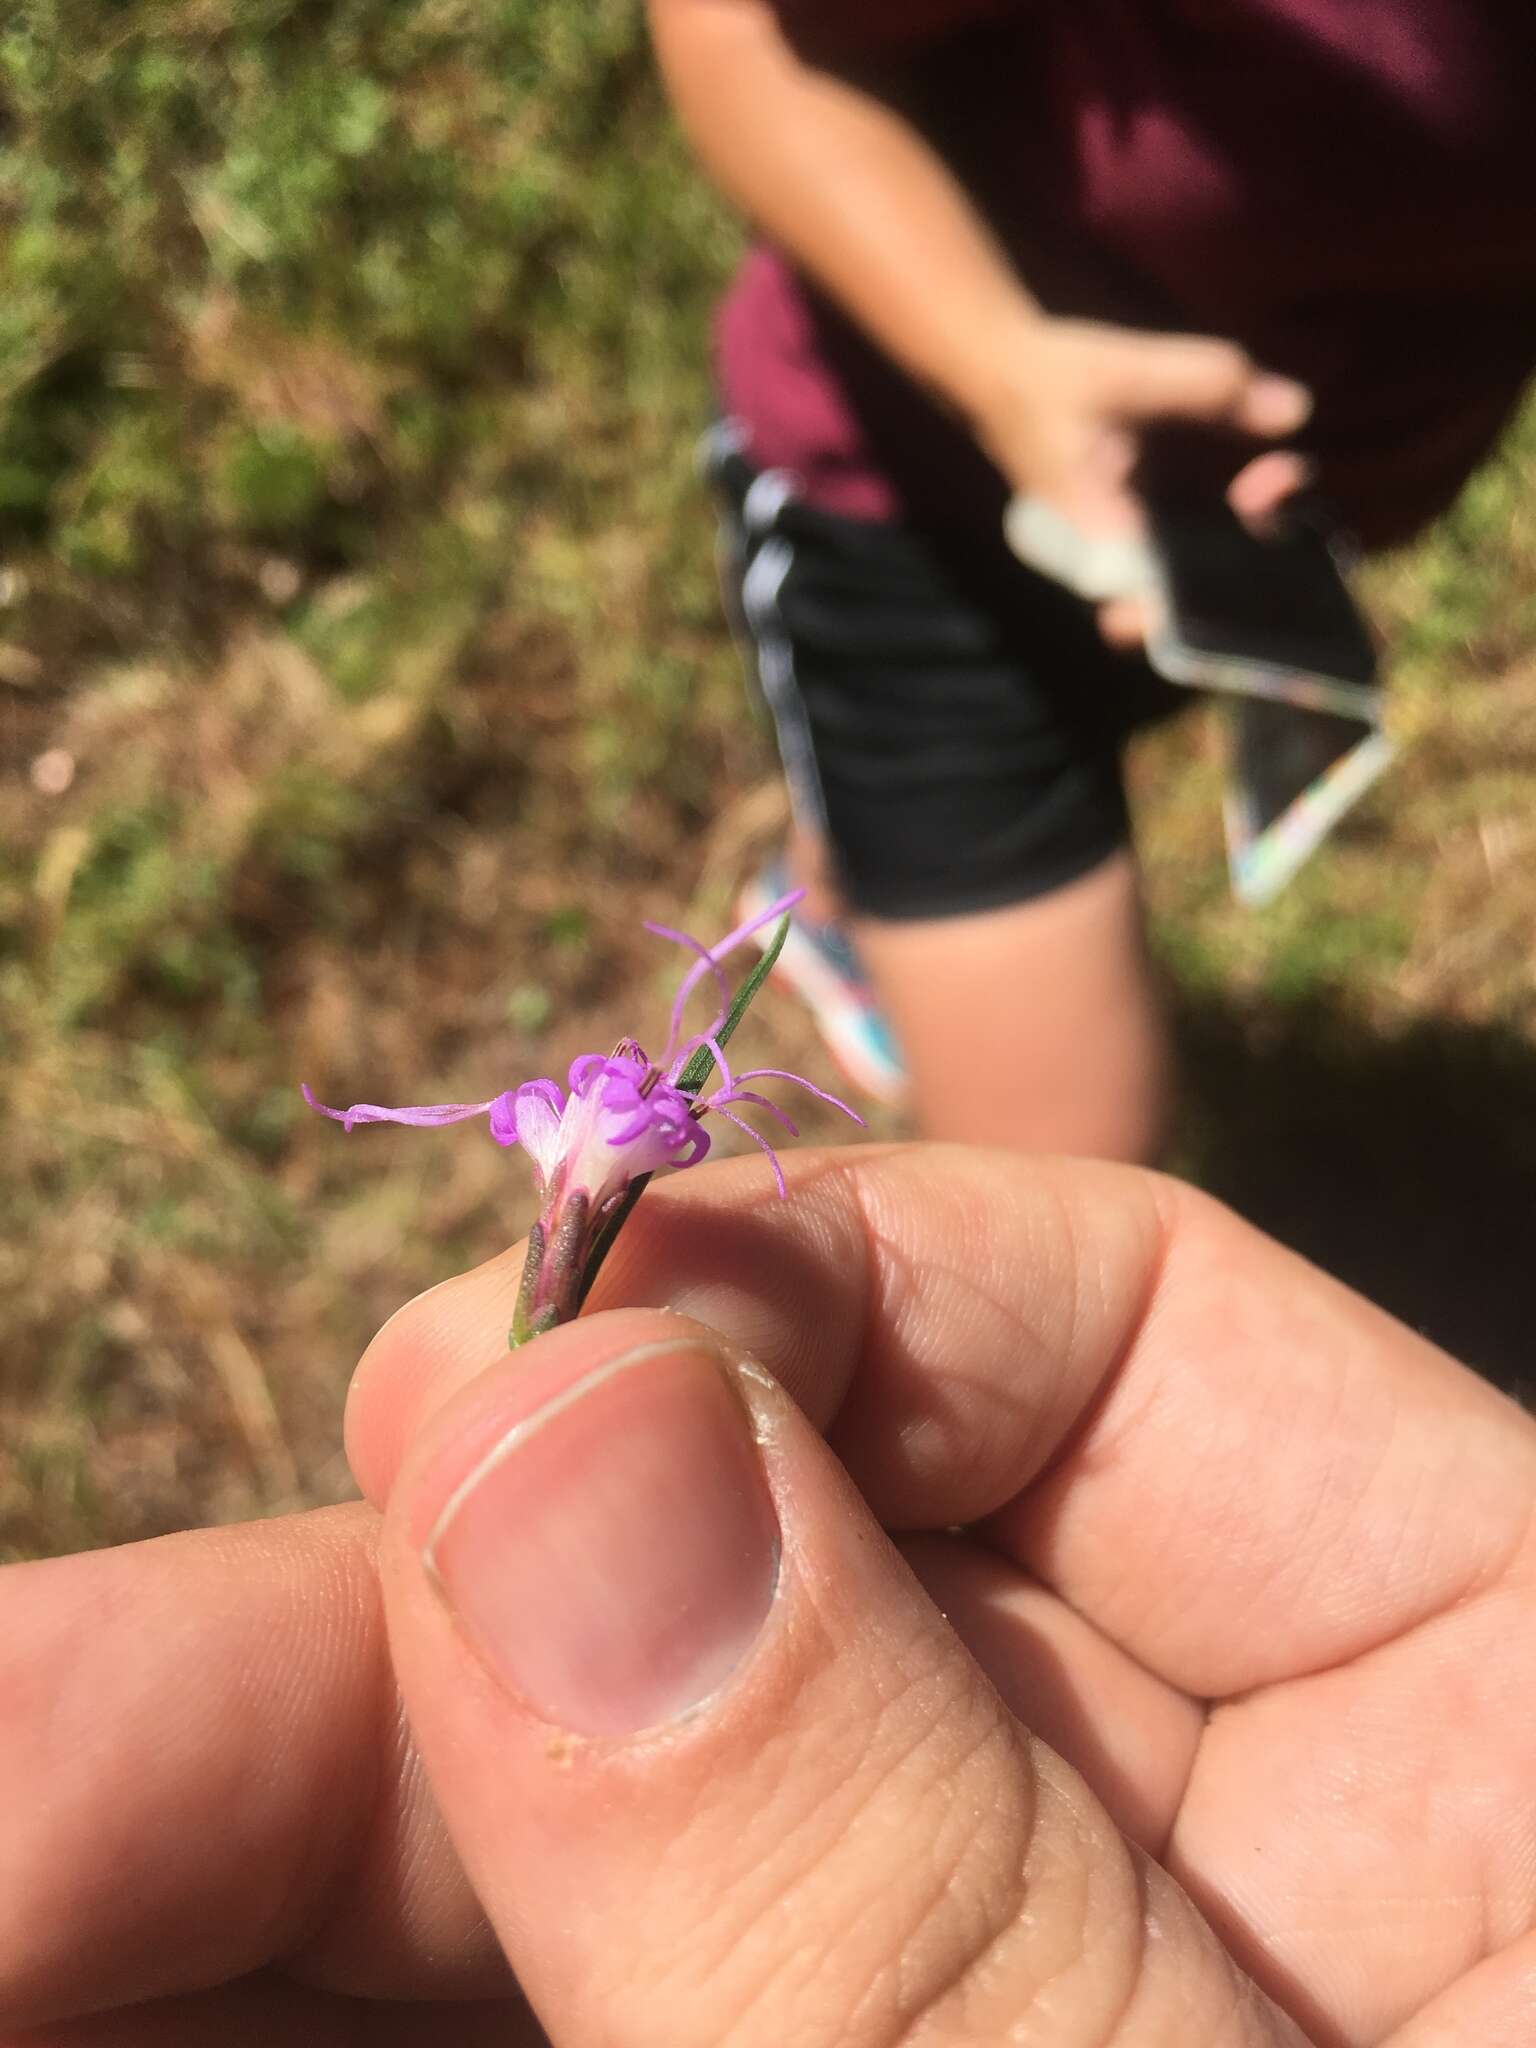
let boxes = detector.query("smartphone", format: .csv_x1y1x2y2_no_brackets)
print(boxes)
1002,489,1397,902
1143,498,1394,904
1145,498,1378,713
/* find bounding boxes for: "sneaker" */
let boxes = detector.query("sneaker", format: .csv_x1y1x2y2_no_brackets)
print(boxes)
736,863,908,1108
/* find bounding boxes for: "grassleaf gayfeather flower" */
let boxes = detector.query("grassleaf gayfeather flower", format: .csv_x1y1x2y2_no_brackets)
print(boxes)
303,889,862,1342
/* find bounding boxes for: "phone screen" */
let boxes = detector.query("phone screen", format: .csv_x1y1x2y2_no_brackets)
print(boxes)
1002,486,1396,902
1142,497,1393,903
1150,501,1378,690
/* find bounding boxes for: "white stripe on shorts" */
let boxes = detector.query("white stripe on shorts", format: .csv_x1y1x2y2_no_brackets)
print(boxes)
740,519,831,840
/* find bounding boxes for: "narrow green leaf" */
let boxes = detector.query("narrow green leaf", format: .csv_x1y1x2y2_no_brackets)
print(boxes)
674,913,790,1097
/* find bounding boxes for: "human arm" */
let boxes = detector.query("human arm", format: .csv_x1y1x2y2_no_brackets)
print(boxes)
648,0,1311,549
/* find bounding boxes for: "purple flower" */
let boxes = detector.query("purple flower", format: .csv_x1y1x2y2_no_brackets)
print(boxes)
304,889,862,1339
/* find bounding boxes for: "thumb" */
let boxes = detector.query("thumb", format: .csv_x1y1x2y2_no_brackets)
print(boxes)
379,1309,1302,2048
1104,331,1312,437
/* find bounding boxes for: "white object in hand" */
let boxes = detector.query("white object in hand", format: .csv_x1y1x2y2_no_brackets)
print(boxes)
1003,496,1154,602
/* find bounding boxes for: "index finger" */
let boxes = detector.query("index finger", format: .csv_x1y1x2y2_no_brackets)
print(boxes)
347,1145,1536,1697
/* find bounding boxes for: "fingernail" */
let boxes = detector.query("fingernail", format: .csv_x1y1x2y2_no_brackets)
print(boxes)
1248,374,1313,432
423,1340,781,1737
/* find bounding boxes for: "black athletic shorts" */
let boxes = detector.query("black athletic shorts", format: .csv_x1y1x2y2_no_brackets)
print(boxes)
704,423,1188,923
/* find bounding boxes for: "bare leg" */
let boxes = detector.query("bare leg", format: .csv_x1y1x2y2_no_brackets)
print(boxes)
852,850,1173,1162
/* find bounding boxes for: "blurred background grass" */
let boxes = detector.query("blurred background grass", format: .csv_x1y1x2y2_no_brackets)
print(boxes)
2,0,1533,1560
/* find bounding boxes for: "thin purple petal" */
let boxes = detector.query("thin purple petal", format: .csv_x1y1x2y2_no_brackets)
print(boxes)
711,1087,799,1138
714,1105,788,1198
301,1083,494,1134
595,1072,648,1124
669,1030,734,1096
604,1107,658,1147
665,887,806,1047
512,1082,567,1184
731,1067,865,1126
492,1077,562,1148
676,1123,711,1167
646,920,732,1060
568,1052,611,1097
596,1071,644,1109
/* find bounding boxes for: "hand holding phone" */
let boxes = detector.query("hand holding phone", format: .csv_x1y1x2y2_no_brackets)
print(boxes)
1144,496,1377,710
1003,490,1394,904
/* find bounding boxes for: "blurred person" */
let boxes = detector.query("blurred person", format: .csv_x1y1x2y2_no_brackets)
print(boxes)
650,0,1536,1159
5,1146,1536,2042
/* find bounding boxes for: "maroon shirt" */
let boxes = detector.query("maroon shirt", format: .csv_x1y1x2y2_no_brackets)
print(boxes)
715,0,1536,544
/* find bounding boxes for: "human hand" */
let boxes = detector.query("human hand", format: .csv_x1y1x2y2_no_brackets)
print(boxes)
978,316,1313,644
5,1146,1534,2044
